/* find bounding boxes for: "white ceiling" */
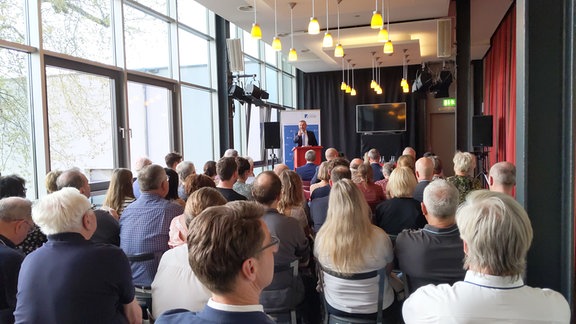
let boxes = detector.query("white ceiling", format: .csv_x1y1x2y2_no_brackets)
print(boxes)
195,0,514,72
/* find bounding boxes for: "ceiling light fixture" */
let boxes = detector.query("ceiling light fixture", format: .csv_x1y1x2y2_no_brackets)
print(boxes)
376,61,383,94
370,0,382,29
377,0,388,42
272,0,282,50
345,59,352,93
250,0,262,39
351,64,357,96
383,0,393,54
340,57,347,90
308,0,320,34
370,52,377,89
288,2,298,61
322,0,333,47
334,0,344,57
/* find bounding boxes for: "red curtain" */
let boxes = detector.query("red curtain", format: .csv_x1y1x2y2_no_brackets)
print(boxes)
484,6,516,166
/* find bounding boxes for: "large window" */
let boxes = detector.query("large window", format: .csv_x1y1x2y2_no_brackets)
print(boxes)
181,86,214,166
0,0,27,44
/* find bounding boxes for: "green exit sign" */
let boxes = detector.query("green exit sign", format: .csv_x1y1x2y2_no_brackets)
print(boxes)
443,98,456,107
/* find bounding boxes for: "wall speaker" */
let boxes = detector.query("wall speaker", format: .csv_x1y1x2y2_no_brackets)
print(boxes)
226,38,245,73
437,19,452,58
263,122,281,149
472,115,493,147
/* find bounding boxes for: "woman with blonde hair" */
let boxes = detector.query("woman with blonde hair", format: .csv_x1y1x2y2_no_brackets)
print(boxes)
315,179,394,320
310,161,329,194
101,168,136,220
446,151,481,203
355,163,386,212
374,167,426,236
278,170,311,235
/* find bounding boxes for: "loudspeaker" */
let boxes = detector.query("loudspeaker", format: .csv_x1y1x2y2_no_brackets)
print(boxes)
263,122,281,149
226,38,245,72
472,115,493,147
437,19,452,58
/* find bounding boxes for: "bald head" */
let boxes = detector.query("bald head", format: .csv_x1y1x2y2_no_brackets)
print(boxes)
325,148,339,161
252,171,282,206
403,147,416,158
415,157,434,181
350,158,363,170
273,164,289,176
489,162,516,195
56,169,91,198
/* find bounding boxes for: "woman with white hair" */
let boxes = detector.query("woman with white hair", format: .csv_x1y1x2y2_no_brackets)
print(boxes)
315,179,394,321
446,151,481,204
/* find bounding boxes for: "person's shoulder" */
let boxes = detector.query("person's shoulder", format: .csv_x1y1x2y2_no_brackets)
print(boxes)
0,245,25,262
155,309,199,323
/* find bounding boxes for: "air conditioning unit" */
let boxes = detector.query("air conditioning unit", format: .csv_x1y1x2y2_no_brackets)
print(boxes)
437,19,452,58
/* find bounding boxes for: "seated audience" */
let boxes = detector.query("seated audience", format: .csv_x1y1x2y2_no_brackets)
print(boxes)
310,158,349,200
402,190,570,323
310,148,339,184
223,148,238,157
152,188,227,318
355,163,386,212
165,168,186,208
375,162,394,198
402,147,416,159
349,158,364,183
165,152,183,170
101,168,136,219
45,169,62,194
374,167,426,236
310,165,351,233
14,188,140,323
155,201,276,324
429,155,444,180
309,161,329,195
447,151,481,204
0,197,32,323
57,169,120,246
315,179,394,320
397,154,416,173
273,163,290,176
278,170,311,236
120,164,184,287
488,161,516,196
215,157,246,202
175,161,196,201
367,149,384,181
295,150,318,182
413,157,434,203
133,156,152,199
233,156,254,200
202,160,218,184
395,179,465,292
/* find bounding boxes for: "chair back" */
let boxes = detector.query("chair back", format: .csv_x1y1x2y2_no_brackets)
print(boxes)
261,260,300,324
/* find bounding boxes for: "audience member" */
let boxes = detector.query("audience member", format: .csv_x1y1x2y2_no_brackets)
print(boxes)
0,197,32,323
310,147,339,184
293,120,318,147
395,179,465,292
14,188,141,323
0,175,26,198
402,147,417,159
223,148,239,158
45,169,62,194
233,156,254,200
120,164,184,287
202,160,217,183
403,190,570,323
368,149,384,181
155,201,276,324
57,168,120,246
295,150,317,182
397,154,416,172
101,168,136,219
489,161,516,196
349,158,364,183
374,167,426,237
252,171,309,316
309,161,329,194
184,173,216,198
165,152,183,170
273,163,290,176
315,179,395,320
175,161,196,201
447,151,481,204
355,163,386,212
278,170,311,236
133,156,152,199
429,155,444,180
216,157,247,202
152,188,227,317
165,168,186,208
375,162,394,198
310,158,349,200
413,157,434,202
310,165,352,232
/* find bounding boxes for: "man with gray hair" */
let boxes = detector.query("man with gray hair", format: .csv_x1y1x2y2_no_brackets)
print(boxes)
395,179,465,292
223,148,239,158
403,190,570,323
488,161,516,196
133,156,152,199
14,188,141,323
0,197,32,323
295,149,317,181
175,161,196,200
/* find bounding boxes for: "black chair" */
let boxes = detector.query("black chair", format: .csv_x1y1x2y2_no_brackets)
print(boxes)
261,260,300,324
127,253,155,323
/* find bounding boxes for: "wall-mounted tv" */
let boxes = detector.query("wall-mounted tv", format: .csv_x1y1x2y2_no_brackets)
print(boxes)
356,102,407,133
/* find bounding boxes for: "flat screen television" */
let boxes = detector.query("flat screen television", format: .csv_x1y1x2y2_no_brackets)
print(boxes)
356,102,407,133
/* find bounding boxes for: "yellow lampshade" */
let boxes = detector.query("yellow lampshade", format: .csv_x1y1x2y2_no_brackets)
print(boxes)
322,32,334,48
370,11,383,29
370,80,377,89
308,17,320,34
251,23,262,39
376,88,383,94
345,85,352,93
272,36,282,51
384,40,394,54
288,48,298,61
378,28,389,42
340,81,347,90
403,83,410,93
334,43,344,57
401,78,407,87
351,88,357,96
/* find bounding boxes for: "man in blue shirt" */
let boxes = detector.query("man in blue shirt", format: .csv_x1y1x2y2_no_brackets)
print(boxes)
120,164,184,287
295,150,317,182
156,201,276,324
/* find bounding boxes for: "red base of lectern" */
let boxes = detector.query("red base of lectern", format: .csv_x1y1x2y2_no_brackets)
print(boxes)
292,146,323,169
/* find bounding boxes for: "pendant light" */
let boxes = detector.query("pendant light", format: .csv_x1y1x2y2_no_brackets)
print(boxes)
288,2,298,61
383,0,393,54
377,0,388,42
376,61,383,94
322,0,333,47
345,59,352,93
334,0,344,57
340,57,347,90
250,0,262,39
370,0,382,29
370,52,377,89
308,0,320,34
350,64,357,96
272,0,282,50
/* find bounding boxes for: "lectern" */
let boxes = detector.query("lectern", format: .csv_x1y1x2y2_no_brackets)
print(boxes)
292,146,323,169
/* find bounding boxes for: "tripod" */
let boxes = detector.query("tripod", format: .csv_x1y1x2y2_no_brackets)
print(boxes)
474,147,489,189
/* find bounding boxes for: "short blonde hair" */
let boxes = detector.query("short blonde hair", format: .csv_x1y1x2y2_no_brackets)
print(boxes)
453,151,476,175
386,167,417,198
317,161,329,181
33,187,91,235
456,190,533,278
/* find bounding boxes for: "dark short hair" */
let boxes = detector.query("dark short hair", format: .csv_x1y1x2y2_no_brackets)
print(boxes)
165,152,183,168
164,168,179,200
56,169,85,191
184,174,216,196
216,157,238,181
0,175,26,198
188,201,265,294
252,171,282,205
331,165,352,182
235,157,251,176
203,161,217,177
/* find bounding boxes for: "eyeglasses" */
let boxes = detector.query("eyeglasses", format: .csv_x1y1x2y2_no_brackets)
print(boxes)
255,235,280,255
12,219,35,234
